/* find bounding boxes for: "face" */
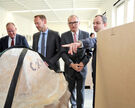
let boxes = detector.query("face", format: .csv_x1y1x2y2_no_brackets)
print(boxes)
68,16,80,33
91,34,95,38
6,24,17,38
34,17,46,32
93,16,106,32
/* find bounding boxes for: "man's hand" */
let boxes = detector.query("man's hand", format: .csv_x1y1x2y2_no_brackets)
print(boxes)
70,63,80,72
77,62,84,72
62,42,82,55
70,62,84,72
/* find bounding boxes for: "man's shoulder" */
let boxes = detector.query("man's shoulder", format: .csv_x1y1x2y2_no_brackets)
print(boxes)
61,31,70,36
33,32,40,36
79,30,89,35
16,34,25,38
48,29,58,34
0,35,8,41
33,32,40,40
48,29,60,37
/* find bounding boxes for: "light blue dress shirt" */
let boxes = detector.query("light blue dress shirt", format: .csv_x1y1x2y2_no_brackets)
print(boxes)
38,29,48,57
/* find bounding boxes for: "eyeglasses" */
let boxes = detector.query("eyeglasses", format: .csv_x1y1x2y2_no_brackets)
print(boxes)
68,21,78,25
7,30,16,33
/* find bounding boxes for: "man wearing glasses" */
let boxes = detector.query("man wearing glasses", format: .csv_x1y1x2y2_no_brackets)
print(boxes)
62,15,107,108
61,15,91,108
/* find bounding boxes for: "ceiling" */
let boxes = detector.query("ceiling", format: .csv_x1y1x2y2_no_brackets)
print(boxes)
0,0,106,23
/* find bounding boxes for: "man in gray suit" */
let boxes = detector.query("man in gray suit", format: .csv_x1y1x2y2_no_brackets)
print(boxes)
62,15,107,108
32,15,61,72
61,15,91,108
0,22,29,53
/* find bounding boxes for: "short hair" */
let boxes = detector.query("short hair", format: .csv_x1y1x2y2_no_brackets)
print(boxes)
34,15,46,20
68,15,79,22
95,15,107,24
90,33,95,37
6,22,15,27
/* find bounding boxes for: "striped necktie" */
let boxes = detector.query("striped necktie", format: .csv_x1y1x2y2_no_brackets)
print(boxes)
74,32,77,42
11,38,14,46
41,33,45,56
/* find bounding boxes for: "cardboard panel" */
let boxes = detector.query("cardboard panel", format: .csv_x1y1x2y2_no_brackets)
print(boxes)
95,21,135,108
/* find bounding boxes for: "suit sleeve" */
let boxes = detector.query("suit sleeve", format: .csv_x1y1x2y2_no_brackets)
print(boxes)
82,37,97,49
0,38,2,53
55,32,61,52
22,37,29,48
49,32,61,65
32,34,36,50
81,49,91,66
80,32,92,66
32,34,39,51
61,34,73,66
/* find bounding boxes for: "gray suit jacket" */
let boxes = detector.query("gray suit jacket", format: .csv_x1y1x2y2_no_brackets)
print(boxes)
61,30,91,78
32,29,61,72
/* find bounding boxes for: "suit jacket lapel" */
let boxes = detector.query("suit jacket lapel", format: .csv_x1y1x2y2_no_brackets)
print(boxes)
78,30,83,40
5,36,9,49
46,30,51,57
15,35,19,45
68,31,74,43
35,32,40,51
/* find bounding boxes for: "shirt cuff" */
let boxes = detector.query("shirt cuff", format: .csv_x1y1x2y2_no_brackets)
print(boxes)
78,40,83,48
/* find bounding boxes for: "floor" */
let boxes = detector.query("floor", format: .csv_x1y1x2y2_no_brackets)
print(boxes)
84,89,93,108
69,89,93,108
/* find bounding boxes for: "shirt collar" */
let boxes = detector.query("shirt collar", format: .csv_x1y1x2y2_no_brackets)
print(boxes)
71,30,79,36
9,35,16,40
41,29,48,34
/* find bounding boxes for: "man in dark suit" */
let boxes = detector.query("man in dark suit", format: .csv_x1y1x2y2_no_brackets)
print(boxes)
32,15,61,72
0,22,29,53
61,15,91,108
62,15,107,108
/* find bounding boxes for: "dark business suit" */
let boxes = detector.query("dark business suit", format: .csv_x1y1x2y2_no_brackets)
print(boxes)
82,37,96,108
61,30,91,108
32,29,61,72
0,34,29,53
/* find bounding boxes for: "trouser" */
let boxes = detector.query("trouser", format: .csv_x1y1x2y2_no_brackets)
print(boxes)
66,74,86,108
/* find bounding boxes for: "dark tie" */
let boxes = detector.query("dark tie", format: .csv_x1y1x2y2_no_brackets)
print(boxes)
41,33,45,56
11,38,14,46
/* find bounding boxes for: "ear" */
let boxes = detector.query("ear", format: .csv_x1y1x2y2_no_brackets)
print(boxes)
44,19,47,24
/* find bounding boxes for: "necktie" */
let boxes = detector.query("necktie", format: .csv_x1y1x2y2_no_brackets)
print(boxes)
74,32,77,42
11,38,14,46
41,33,45,56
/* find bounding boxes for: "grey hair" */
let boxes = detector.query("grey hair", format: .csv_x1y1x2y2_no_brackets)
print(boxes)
68,15,79,22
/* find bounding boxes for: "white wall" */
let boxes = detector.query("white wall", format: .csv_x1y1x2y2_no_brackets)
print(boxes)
1,0,134,44
98,0,116,28
48,21,90,35
98,0,135,28
0,7,36,46
87,0,124,29
0,7,90,46
0,7,13,37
